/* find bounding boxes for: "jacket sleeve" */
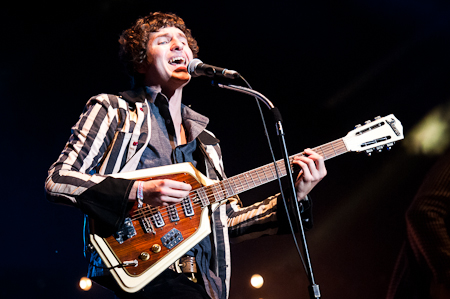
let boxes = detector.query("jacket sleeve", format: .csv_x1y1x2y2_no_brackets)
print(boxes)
226,193,313,243
201,131,314,243
45,94,135,235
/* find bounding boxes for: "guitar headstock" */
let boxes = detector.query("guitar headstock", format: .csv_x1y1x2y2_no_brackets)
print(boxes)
343,114,404,155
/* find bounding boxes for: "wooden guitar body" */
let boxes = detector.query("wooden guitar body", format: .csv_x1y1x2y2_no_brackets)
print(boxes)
90,163,218,293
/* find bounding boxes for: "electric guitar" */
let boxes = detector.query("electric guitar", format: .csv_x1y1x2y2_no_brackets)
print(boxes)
90,114,404,293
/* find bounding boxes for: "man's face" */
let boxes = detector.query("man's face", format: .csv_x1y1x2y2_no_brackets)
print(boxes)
143,26,194,90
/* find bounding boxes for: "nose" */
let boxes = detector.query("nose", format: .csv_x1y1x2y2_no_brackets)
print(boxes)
171,37,184,51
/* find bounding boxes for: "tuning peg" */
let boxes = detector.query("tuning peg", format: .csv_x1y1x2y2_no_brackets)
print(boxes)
386,142,395,151
364,120,372,124
376,145,384,152
365,149,374,156
374,116,381,120
355,124,362,128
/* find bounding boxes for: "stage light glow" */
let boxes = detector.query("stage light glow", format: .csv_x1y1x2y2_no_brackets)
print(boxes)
404,101,450,155
79,277,92,291
251,274,264,288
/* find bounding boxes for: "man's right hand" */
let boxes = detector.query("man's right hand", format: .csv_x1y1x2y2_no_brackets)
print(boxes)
129,179,192,206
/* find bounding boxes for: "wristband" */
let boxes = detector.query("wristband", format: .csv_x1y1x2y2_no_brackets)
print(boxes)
137,181,144,208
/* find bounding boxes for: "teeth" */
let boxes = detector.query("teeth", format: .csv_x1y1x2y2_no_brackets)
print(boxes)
168,57,186,65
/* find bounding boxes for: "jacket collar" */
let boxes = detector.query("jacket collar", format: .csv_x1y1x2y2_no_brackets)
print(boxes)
118,87,219,145
118,87,147,106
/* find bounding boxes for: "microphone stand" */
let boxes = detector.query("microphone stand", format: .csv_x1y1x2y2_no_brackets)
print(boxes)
215,82,321,299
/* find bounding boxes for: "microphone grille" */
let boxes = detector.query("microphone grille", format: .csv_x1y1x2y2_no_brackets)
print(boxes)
188,58,203,77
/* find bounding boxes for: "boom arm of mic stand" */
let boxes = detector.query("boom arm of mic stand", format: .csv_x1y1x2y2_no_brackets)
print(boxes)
216,83,321,298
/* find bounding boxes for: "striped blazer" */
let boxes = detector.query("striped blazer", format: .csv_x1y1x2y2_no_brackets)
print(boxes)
45,88,310,299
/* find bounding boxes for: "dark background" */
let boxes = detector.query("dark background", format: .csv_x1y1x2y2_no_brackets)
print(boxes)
2,0,450,298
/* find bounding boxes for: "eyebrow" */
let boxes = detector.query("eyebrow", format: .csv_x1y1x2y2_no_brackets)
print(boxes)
153,32,187,39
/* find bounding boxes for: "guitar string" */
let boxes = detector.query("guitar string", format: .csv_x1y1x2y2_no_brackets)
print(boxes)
130,143,349,224
130,127,390,221
130,143,349,222
130,141,348,222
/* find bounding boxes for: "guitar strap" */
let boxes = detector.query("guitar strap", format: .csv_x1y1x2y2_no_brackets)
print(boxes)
197,131,224,181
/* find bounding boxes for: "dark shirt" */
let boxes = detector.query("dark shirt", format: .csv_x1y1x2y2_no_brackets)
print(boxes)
137,91,221,298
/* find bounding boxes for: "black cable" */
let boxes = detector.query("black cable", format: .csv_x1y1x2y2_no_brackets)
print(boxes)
238,74,309,275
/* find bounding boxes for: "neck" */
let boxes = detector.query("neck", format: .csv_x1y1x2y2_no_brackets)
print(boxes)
146,85,184,145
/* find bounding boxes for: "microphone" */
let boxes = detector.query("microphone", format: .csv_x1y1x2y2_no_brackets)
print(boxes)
188,58,239,79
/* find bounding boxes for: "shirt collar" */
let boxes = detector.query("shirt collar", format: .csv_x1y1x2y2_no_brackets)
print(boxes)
144,86,210,142
144,86,163,103
119,87,210,143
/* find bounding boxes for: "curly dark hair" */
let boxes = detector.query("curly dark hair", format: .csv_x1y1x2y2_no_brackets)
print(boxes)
119,12,199,87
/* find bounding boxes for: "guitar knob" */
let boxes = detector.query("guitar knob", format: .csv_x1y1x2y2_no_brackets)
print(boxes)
139,252,150,261
151,244,162,254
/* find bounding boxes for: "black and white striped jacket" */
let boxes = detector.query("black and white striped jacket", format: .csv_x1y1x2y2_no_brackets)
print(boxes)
45,88,309,299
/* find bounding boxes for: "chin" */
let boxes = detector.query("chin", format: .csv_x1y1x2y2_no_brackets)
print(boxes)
172,72,191,85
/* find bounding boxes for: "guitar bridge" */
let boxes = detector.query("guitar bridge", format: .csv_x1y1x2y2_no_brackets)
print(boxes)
114,217,136,244
141,216,156,234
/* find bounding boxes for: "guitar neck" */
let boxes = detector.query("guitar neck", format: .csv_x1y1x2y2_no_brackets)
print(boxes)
195,138,348,207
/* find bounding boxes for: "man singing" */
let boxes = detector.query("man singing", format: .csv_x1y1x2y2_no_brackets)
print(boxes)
45,12,327,299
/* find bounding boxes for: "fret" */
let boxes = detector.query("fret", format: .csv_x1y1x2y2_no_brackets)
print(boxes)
331,142,337,156
242,173,252,189
229,176,240,194
245,172,256,188
323,144,331,159
336,139,347,155
211,183,224,203
235,174,247,193
277,160,287,176
222,180,235,198
317,146,326,158
196,188,209,207
254,168,263,185
260,166,269,183
316,139,347,160
203,137,349,202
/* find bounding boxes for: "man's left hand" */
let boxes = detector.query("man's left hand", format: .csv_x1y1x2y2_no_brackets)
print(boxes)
292,148,327,200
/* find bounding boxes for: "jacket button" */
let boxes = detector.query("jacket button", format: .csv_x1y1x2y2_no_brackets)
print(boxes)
133,142,138,146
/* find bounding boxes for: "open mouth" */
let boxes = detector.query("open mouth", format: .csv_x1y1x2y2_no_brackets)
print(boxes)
168,57,186,66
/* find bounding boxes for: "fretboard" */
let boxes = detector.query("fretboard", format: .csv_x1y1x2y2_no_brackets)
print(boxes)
194,138,348,207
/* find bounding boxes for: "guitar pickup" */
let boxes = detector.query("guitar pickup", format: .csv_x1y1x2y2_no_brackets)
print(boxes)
182,197,194,217
168,205,180,222
151,211,165,228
